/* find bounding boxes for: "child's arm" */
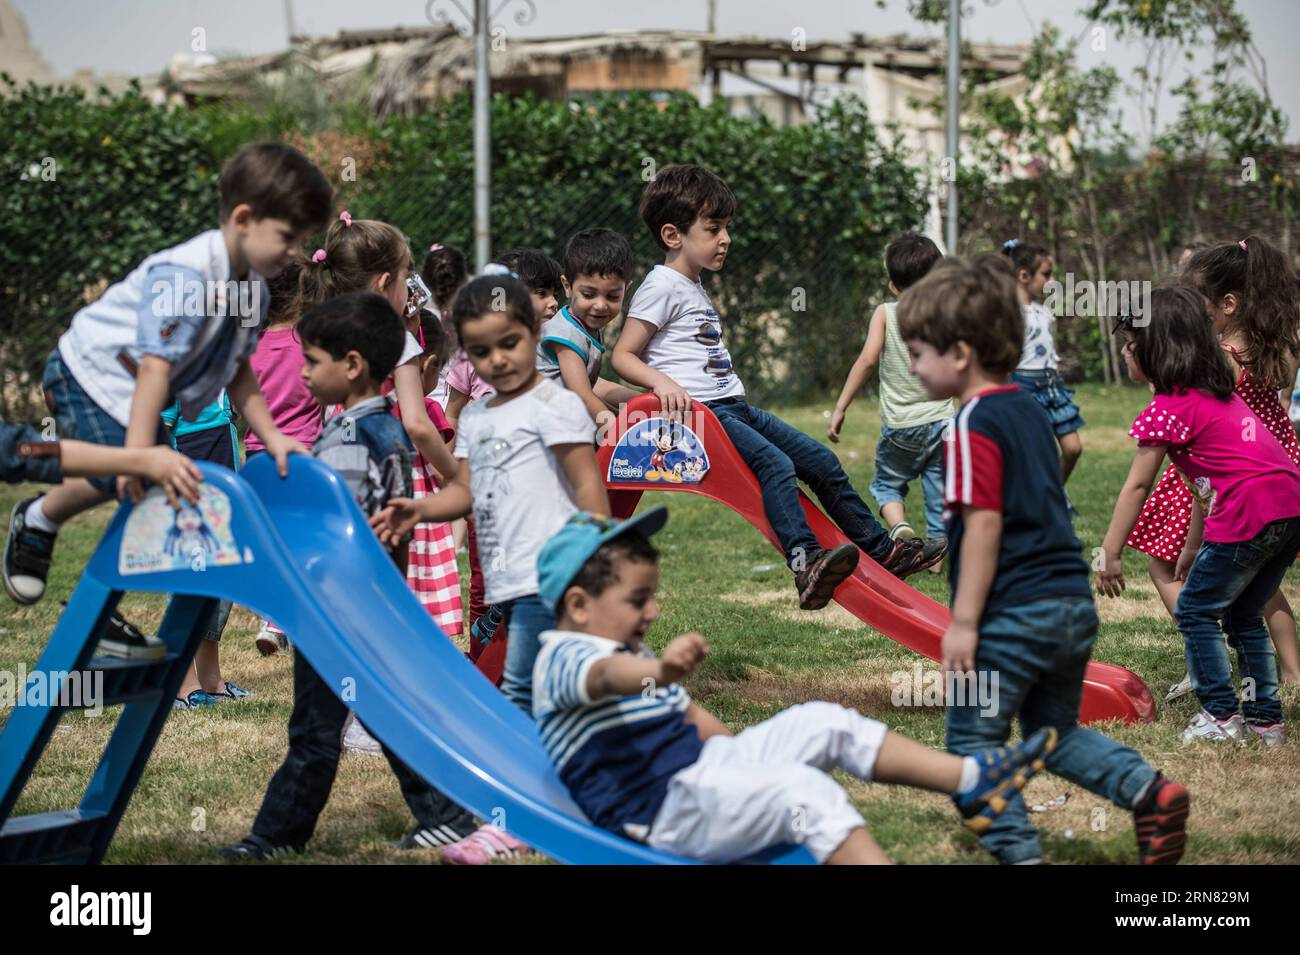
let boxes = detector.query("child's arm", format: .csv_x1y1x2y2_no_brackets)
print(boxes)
553,442,611,515
555,348,612,424
1097,446,1166,597
21,440,202,506
610,318,691,418
445,387,470,430
683,703,733,740
828,304,887,443
586,632,709,698
369,459,473,547
392,360,458,482
944,508,1001,673
228,358,307,477
1175,499,1205,581
593,378,641,407
119,355,178,501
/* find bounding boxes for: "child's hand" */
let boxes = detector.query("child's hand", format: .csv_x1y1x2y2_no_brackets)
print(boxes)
827,408,846,443
262,432,307,477
942,620,979,673
116,475,146,504
653,379,691,421
142,447,203,508
1095,549,1126,598
370,498,422,547
659,632,710,684
1174,546,1196,582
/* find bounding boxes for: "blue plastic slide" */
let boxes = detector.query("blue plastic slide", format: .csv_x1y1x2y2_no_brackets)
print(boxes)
66,456,813,865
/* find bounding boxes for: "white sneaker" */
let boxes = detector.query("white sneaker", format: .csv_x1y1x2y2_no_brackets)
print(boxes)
1182,709,1247,743
342,713,383,756
1245,721,1287,747
255,620,289,656
1165,672,1194,702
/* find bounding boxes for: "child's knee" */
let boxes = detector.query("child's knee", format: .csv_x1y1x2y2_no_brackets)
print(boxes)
772,768,863,862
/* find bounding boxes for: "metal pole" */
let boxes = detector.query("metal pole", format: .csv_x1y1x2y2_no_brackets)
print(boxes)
945,0,960,254
473,0,491,271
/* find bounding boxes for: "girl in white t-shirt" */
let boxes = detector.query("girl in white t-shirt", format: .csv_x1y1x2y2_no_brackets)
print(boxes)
1003,238,1085,488
373,274,610,862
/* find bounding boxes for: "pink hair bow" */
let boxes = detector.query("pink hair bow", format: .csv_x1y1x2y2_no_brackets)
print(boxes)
311,248,327,263
339,210,353,227
1238,239,1248,250
429,242,444,252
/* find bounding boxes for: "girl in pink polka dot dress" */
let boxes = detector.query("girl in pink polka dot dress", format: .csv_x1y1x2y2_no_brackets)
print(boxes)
1125,236,1300,693
1101,287,1300,744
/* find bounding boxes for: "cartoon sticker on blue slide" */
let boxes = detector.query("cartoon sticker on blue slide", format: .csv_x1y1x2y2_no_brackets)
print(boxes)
608,417,709,485
119,484,244,575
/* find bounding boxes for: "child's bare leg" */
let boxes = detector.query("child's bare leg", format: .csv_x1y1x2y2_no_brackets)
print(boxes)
826,827,892,865
1147,557,1182,617
451,517,468,551
1265,590,1300,683
872,730,962,792
38,478,111,523
881,501,907,529
194,640,224,693
1058,431,1082,484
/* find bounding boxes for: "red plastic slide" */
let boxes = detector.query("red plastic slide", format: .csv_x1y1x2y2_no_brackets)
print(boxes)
595,394,1155,725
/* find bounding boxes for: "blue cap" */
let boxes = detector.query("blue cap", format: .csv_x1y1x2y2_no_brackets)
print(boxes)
537,506,669,613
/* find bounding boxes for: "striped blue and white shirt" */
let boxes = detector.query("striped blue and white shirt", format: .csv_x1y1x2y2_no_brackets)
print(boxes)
533,631,703,839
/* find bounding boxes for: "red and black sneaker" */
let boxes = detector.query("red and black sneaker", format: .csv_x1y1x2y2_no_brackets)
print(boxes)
794,543,860,610
1133,776,1190,865
878,536,948,579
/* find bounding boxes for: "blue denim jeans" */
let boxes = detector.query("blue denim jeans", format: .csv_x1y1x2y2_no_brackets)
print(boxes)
869,420,947,540
1173,516,1300,725
500,592,557,714
706,398,890,566
946,597,1156,864
1,419,64,485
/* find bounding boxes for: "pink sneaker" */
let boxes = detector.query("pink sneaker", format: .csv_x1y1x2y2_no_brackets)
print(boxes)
440,824,528,865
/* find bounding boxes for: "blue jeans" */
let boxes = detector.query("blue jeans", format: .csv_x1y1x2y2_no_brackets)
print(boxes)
500,593,557,714
706,398,890,566
1173,517,1300,725
946,597,1156,864
1,420,64,485
869,420,947,540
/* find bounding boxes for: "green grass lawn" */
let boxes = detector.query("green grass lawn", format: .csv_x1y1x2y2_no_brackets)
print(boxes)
2,382,1299,864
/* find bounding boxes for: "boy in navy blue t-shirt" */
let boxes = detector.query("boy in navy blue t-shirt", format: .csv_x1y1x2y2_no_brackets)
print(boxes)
897,254,1189,865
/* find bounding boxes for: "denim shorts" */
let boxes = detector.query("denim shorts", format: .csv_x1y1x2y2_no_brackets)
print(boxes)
1012,368,1085,437
869,420,947,539
41,349,167,494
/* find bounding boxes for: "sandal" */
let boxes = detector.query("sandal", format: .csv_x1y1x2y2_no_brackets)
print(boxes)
440,824,529,865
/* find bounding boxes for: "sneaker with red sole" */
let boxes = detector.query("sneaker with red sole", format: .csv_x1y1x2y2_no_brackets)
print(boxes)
878,536,947,579
794,543,860,610
1133,776,1190,865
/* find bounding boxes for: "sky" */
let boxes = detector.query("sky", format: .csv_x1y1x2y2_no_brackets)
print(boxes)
13,0,1300,142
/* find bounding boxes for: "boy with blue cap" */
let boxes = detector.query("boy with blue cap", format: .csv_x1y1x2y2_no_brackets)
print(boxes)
531,506,1058,864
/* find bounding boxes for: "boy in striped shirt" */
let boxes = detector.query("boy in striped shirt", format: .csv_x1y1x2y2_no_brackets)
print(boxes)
531,506,1057,864
897,254,1189,865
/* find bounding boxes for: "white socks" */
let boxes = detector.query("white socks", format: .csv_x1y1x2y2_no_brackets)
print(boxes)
25,497,61,534
955,756,981,794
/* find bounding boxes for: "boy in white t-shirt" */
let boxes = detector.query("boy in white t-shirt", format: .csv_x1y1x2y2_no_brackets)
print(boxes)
531,506,1057,864
4,143,330,617
612,165,946,611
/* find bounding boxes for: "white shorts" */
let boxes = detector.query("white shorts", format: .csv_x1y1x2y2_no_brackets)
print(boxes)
646,701,887,863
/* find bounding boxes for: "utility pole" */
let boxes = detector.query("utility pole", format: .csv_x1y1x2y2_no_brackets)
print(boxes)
473,0,490,270
945,0,960,253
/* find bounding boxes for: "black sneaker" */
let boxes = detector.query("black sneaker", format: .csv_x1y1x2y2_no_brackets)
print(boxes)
215,834,299,861
4,497,55,605
96,611,166,660
878,536,948,579
794,543,860,611
400,811,479,849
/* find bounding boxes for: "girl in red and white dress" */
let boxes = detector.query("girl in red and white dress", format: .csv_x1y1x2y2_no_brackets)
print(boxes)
1127,235,1300,696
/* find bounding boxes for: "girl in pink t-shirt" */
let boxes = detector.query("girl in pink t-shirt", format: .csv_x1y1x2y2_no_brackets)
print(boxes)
1099,287,1300,745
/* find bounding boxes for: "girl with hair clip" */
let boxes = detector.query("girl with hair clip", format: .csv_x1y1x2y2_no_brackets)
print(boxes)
1101,287,1300,745
1003,239,1086,492
1128,235,1300,699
